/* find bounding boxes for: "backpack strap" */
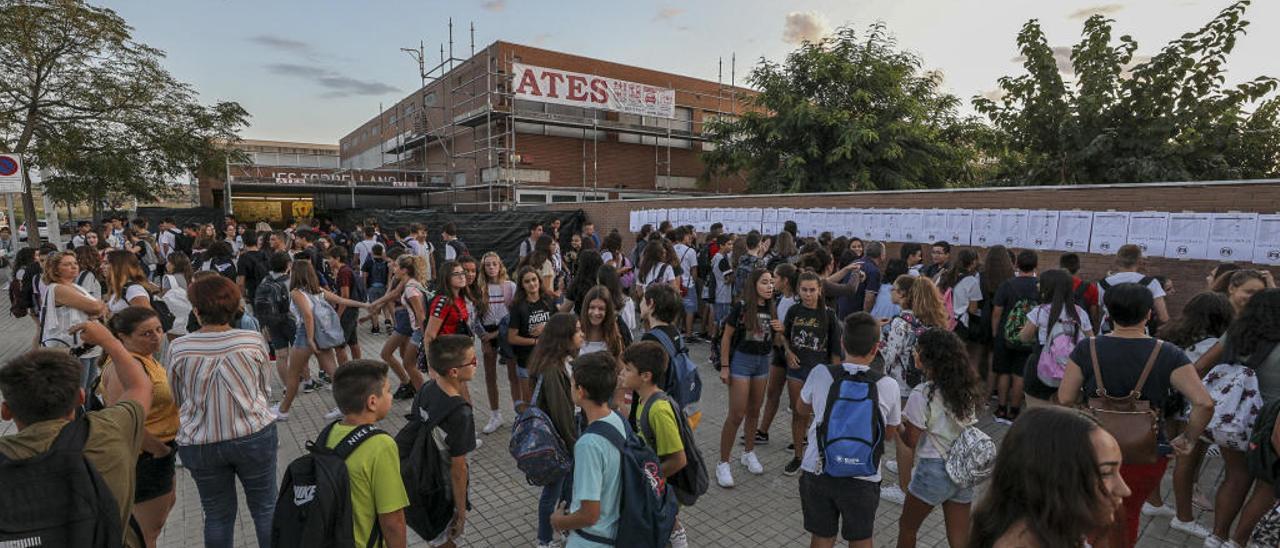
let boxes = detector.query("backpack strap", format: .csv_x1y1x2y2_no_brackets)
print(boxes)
320,421,386,460
1088,337,1161,400
530,375,546,411
636,391,666,449
815,364,851,468
648,327,684,358
2,414,93,466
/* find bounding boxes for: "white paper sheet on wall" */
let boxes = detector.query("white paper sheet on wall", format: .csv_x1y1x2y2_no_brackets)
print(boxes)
1207,212,1259,263
920,210,945,243
1026,210,1059,250
946,209,974,246
1254,214,1280,265
1089,211,1130,255
1165,212,1211,260
1127,212,1170,257
997,209,1029,248
1054,211,1093,252
971,210,999,247
900,209,926,243
881,209,902,241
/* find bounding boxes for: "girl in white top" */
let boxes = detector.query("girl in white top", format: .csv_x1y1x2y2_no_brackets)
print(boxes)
479,252,516,434
272,259,368,419
72,246,104,300
898,328,985,548
40,250,109,390
636,237,677,294
103,250,156,315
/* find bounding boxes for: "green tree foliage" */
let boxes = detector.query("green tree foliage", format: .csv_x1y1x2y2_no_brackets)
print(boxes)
0,0,248,245
702,24,981,193
975,0,1280,185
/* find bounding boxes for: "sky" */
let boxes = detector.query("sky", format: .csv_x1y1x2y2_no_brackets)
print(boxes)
101,0,1280,145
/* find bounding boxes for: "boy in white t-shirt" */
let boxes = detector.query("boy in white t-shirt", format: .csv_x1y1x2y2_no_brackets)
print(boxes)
1097,244,1168,329
797,312,902,547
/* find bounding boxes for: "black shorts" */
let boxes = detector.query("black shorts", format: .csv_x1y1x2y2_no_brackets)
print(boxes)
135,441,177,503
992,342,1031,376
340,312,359,347
799,472,879,541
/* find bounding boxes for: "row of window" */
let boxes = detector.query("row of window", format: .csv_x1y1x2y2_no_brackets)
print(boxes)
247,152,340,169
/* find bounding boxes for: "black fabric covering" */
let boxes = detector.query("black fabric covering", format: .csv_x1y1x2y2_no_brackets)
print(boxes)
327,209,584,269
133,207,226,230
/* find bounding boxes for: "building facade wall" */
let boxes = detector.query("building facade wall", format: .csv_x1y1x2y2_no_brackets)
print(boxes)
338,41,754,199
546,180,1280,317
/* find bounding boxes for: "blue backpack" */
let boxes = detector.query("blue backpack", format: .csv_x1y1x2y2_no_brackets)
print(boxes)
816,366,886,478
508,377,572,487
575,416,678,548
647,329,702,417
496,315,516,361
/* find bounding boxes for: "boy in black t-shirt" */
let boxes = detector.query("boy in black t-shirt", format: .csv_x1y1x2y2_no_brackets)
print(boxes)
780,271,843,475
991,250,1039,424
415,335,478,547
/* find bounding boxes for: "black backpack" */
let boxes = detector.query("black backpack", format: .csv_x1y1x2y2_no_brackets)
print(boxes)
0,416,125,548
124,283,175,332
272,421,390,548
633,392,709,506
254,276,295,335
8,267,30,318
1097,276,1159,334
173,230,194,256
395,385,467,541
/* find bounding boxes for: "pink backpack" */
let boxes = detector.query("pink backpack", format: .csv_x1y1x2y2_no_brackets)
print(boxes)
1035,305,1085,387
942,288,957,331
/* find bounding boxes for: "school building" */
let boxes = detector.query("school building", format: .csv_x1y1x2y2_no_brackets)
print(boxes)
338,40,755,210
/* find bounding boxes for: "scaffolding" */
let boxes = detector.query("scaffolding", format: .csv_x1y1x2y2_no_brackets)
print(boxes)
378,21,748,212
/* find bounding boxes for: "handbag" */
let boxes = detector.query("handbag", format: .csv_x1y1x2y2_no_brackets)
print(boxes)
926,395,995,488
310,293,345,350
1086,337,1162,465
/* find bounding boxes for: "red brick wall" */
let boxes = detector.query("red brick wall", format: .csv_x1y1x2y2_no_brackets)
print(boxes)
546,181,1280,317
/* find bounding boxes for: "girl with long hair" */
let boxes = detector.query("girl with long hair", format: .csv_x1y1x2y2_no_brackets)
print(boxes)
636,235,676,295
938,248,984,373
777,271,842,475
479,252,516,434
578,286,626,358
527,312,585,547
104,250,157,315
882,275,949,392
897,328,984,548
379,253,427,399
1224,269,1272,316
596,264,636,334
561,249,604,315
977,245,1014,394
521,234,560,300
73,244,104,300
271,259,368,419
758,263,799,449
162,251,194,291
98,306,179,547
968,407,1132,547
717,268,781,487
1202,289,1280,545
40,250,108,389
1018,269,1093,408
601,231,634,284
508,265,554,412
423,260,472,347
1158,291,1234,537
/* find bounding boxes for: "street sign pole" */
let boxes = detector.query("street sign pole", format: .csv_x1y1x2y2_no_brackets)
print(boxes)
4,193,15,232
0,154,25,235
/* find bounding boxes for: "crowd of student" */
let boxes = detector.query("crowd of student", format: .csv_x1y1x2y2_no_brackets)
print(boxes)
2,213,1280,548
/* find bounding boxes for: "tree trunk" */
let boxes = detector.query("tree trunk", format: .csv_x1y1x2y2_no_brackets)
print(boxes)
21,167,39,249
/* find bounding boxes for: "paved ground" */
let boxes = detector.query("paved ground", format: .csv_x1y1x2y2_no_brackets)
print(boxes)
0,296,1230,547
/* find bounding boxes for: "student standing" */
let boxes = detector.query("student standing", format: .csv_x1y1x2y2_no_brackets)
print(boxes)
990,250,1038,423
778,271,842,476
620,341,691,548
529,313,585,548
479,252,515,433
326,360,409,548
508,266,555,411
797,312,901,548
717,269,782,486
414,335,480,547
550,352,626,547
896,329,983,548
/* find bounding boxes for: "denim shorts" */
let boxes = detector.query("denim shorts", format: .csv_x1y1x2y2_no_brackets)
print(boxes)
729,350,772,379
292,323,308,349
393,308,413,337
367,283,386,302
682,291,698,314
786,363,817,382
908,457,973,506
714,303,731,323
411,329,424,347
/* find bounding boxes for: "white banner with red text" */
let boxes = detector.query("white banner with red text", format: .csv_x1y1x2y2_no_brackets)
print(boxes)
511,62,676,119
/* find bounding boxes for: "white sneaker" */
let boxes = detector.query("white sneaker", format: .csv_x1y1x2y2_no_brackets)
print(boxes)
482,412,504,434
740,451,764,475
881,484,906,505
1170,518,1213,539
324,407,343,420
716,461,735,488
475,437,484,449
1203,536,1224,548
1142,501,1176,518
270,403,289,421
669,524,689,548
885,460,899,475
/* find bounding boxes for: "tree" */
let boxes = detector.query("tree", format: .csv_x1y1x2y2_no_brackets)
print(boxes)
974,0,1280,185
0,0,248,247
702,23,982,193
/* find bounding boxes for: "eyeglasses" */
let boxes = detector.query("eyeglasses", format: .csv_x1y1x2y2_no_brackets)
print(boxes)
450,271,467,278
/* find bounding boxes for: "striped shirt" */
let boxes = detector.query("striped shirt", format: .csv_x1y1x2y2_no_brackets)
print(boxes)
167,329,275,446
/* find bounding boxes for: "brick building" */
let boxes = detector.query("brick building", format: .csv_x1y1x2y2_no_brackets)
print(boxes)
339,41,754,210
